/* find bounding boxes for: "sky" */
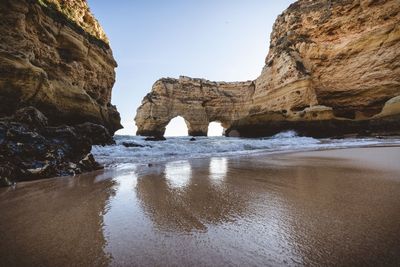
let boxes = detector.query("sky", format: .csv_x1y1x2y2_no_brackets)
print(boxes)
87,0,295,135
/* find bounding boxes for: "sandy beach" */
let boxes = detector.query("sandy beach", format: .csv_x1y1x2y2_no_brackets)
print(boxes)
1,146,400,266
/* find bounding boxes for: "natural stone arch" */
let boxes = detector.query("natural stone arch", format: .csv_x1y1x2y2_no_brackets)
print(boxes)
135,77,255,137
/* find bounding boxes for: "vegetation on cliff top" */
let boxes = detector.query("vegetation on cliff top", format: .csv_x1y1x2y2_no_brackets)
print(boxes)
36,0,110,49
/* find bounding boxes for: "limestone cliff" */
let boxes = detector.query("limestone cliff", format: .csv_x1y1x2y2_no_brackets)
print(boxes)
136,76,255,136
37,0,109,43
0,0,121,133
0,0,121,186
135,0,400,137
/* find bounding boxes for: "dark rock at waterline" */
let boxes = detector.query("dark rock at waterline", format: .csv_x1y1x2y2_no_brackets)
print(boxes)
144,136,166,141
0,162,18,187
225,114,400,138
189,137,196,141
0,107,111,186
75,122,115,146
122,142,149,148
13,107,49,128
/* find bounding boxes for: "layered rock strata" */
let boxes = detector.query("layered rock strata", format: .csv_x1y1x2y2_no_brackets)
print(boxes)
0,0,121,185
0,0,121,133
135,0,400,137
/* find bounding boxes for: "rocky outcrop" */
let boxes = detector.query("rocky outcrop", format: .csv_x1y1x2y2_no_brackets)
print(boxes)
0,0,121,133
135,0,400,137
0,0,121,185
135,76,255,136
0,107,113,186
37,0,109,43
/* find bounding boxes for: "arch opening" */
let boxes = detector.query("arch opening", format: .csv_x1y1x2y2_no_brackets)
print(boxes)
165,116,189,136
207,121,224,136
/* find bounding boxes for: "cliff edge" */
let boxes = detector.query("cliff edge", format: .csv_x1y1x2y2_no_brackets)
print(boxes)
135,0,400,138
0,0,121,133
0,0,121,186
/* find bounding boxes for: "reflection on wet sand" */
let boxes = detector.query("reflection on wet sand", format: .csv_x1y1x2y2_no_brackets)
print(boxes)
1,147,400,266
165,160,192,188
136,158,246,232
0,170,117,267
209,157,228,183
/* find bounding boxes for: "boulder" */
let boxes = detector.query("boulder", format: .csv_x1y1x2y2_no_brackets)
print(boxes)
0,107,108,186
144,136,167,141
122,142,148,148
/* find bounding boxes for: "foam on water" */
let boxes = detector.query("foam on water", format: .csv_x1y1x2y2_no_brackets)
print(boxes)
92,131,400,167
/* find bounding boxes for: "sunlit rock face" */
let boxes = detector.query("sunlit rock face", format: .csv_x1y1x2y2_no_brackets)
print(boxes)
0,0,121,185
136,0,400,137
0,0,121,134
135,76,255,137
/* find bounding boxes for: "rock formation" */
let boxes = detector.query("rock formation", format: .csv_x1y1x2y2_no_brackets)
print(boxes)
136,76,255,136
0,107,113,186
0,0,121,133
135,0,400,138
0,0,121,185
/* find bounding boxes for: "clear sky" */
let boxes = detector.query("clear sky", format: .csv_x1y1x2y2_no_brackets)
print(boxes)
87,0,295,135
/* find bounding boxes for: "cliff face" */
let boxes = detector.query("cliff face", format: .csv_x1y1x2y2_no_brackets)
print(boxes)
37,0,109,43
0,0,121,186
135,0,400,137
0,0,121,133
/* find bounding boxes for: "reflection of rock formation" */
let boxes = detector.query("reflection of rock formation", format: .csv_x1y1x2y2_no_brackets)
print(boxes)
136,158,247,231
136,0,400,137
209,158,228,183
0,171,116,266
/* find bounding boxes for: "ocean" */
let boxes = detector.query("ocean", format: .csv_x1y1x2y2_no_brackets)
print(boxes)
92,131,400,167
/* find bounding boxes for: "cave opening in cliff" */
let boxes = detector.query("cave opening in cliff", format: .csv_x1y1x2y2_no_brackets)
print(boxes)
164,116,189,136
208,122,224,136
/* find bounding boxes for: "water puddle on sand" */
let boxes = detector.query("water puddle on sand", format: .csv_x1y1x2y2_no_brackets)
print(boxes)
1,147,400,266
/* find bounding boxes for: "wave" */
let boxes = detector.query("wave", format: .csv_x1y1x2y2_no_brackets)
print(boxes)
92,131,400,167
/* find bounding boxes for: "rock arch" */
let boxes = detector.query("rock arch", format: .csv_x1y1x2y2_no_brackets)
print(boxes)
135,76,255,137
135,0,400,138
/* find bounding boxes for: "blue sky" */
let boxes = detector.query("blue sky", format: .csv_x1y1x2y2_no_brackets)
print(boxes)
87,0,295,135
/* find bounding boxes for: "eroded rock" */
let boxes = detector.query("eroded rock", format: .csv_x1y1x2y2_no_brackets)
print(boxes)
0,0,121,186
135,77,255,136
144,136,167,141
0,0,122,134
122,142,150,148
135,0,400,138
0,107,111,185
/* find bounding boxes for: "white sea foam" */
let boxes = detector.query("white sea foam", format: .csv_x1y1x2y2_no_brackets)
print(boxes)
92,131,400,167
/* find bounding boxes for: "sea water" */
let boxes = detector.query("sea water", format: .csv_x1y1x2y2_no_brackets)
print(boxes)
92,131,400,167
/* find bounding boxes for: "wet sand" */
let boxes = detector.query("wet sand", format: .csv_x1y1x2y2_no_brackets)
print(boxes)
1,146,400,266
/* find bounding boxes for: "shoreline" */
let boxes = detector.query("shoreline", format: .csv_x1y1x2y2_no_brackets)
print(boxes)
6,143,400,189
96,133,400,163
1,146,399,266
